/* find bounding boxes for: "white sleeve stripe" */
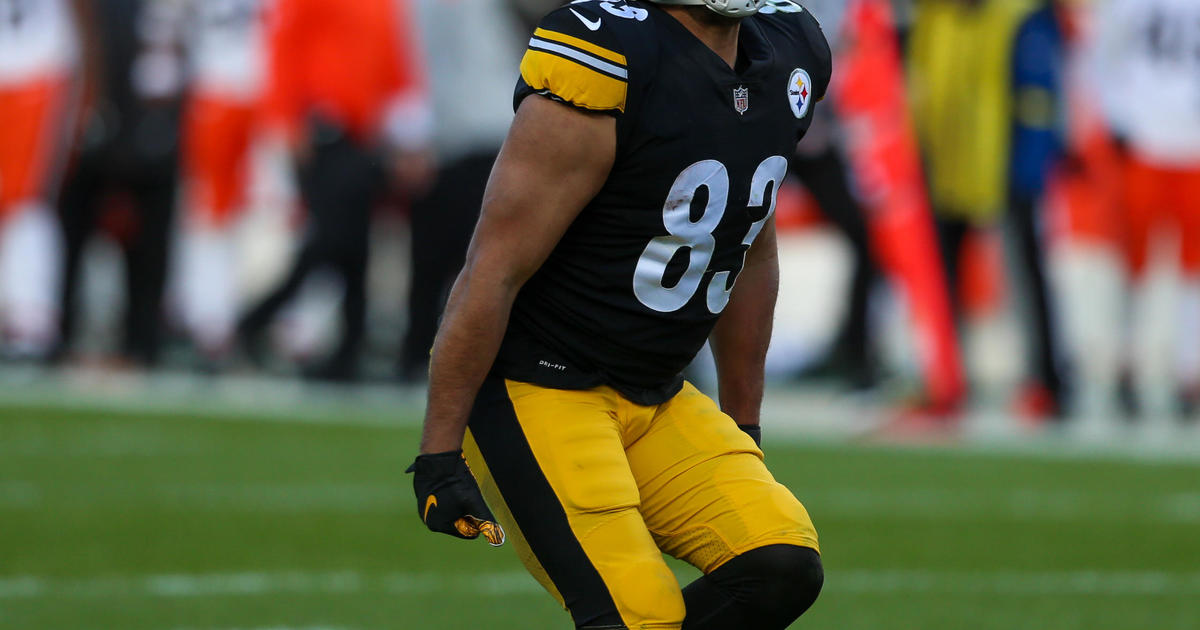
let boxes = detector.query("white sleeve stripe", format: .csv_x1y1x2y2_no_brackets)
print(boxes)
528,38,629,80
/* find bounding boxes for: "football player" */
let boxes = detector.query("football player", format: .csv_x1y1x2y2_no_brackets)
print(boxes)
0,0,78,358
238,0,431,381
1094,0,1200,417
408,0,830,628
178,0,271,364
177,0,272,360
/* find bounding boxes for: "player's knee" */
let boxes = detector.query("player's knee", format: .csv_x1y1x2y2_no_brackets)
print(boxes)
589,558,686,630
744,545,823,620
711,544,824,627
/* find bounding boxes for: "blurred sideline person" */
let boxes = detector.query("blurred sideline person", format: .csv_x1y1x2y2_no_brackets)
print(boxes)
788,0,882,391
1094,0,1200,418
238,0,432,382
910,0,1056,402
400,0,525,382
833,0,968,415
57,0,187,367
407,0,830,628
909,0,1034,310
1007,0,1072,418
789,110,880,389
177,0,271,366
1044,4,1127,424
0,0,78,359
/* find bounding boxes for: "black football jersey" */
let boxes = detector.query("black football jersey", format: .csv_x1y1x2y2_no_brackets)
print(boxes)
495,0,832,405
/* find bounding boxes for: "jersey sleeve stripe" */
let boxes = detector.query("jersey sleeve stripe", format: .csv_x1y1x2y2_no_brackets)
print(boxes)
528,37,629,81
532,28,628,67
520,50,628,112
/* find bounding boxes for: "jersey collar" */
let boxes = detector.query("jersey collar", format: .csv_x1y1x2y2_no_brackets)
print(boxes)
648,4,776,83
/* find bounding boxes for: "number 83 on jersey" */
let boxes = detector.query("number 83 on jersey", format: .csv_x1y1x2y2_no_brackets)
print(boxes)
633,155,788,315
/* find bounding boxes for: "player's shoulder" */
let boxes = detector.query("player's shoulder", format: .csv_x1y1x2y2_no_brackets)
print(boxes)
536,1,658,42
518,1,658,115
529,0,659,71
752,1,832,94
753,1,829,58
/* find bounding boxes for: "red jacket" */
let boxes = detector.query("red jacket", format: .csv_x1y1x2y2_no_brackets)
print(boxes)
265,0,428,146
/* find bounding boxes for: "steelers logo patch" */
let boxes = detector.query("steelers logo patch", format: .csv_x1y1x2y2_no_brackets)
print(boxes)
787,68,813,119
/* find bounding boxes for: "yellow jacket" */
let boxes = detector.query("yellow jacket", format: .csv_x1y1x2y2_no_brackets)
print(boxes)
909,0,1037,222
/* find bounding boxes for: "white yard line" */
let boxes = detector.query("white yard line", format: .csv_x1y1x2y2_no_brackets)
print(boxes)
4,482,1197,524
0,482,402,512
0,370,423,428
0,369,1198,464
3,569,1200,601
170,627,357,630
803,489,1200,523
834,569,1200,595
0,570,538,600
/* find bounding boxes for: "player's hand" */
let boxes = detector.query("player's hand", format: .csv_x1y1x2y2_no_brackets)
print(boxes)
406,450,505,546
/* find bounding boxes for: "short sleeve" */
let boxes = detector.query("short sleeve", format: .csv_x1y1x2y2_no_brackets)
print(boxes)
514,3,631,114
798,7,833,102
759,0,833,102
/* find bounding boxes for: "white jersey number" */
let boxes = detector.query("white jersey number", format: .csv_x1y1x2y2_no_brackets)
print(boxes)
0,0,32,32
633,155,787,314
1143,7,1200,65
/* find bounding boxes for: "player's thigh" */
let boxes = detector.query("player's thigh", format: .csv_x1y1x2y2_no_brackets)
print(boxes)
463,377,685,629
627,382,819,575
183,96,255,225
1174,169,1200,275
1122,158,1165,276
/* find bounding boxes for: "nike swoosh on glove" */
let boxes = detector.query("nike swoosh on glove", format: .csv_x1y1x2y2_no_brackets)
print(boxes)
406,450,505,545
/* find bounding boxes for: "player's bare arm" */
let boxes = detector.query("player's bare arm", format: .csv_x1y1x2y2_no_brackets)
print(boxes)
408,96,615,543
709,217,779,431
419,96,616,455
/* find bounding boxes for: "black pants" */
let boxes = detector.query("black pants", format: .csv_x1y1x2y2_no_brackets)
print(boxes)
57,153,177,366
240,126,381,377
399,150,494,379
1009,195,1066,405
935,214,972,314
790,148,877,379
936,205,1066,408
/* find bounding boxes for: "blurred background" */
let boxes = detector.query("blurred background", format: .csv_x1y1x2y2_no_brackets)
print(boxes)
1,1,1199,629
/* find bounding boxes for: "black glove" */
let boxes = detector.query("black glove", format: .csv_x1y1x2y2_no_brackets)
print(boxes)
738,424,762,447
406,450,505,546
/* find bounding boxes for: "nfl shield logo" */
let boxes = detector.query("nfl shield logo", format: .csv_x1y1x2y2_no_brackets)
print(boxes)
733,86,749,115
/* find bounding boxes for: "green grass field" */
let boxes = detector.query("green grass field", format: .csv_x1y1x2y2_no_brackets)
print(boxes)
2,402,1198,629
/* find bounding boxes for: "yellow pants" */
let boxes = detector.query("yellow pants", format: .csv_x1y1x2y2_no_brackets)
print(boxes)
462,377,819,629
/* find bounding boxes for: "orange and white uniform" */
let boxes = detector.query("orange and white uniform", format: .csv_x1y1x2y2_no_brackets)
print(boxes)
183,0,269,227
0,0,77,355
1094,0,1200,276
178,0,271,356
0,0,75,212
1092,0,1200,405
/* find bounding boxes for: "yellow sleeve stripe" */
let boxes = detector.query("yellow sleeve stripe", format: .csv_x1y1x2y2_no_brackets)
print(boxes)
520,49,628,113
528,37,627,80
533,28,627,67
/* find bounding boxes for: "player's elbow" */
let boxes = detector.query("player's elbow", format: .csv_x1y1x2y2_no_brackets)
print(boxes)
458,247,537,297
